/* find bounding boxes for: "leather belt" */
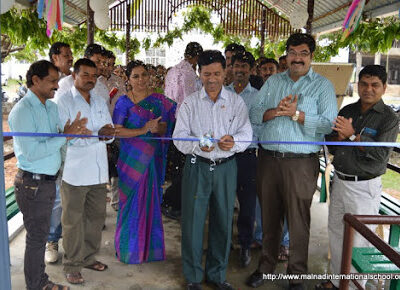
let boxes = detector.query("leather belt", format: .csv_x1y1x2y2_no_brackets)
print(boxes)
238,148,257,155
261,148,318,159
17,169,59,181
335,171,377,182
192,154,235,166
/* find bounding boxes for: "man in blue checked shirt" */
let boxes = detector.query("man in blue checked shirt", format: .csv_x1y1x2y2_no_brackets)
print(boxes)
246,33,338,289
8,60,87,290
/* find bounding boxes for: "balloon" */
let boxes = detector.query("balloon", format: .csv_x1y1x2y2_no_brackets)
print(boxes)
89,0,108,12
1,0,15,14
94,10,111,30
289,8,308,29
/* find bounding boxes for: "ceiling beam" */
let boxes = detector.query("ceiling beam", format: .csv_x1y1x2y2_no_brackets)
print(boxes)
313,1,352,22
314,1,400,35
65,0,87,16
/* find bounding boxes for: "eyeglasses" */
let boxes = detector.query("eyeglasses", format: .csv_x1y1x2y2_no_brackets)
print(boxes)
287,50,311,58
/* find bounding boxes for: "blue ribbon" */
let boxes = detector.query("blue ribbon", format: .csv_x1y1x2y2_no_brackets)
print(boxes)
3,131,399,148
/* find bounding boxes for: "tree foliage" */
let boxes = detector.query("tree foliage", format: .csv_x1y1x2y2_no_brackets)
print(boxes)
1,5,399,63
0,8,140,62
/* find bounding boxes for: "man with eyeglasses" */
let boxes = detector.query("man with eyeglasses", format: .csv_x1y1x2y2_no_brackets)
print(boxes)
246,33,338,289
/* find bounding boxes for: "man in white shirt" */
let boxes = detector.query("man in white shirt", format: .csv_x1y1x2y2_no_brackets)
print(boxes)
54,44,110,110
45,42,74,264
56,58,116,285
173,50,252,290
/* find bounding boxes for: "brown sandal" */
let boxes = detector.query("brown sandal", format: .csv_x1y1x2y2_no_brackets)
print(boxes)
43,281,70,290
65,272,84,284
84,260,108,271
278,245,289,261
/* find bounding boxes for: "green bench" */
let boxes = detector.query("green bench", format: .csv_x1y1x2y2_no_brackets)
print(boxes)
318,157,333,203
5,186,19,221
351,194,400,290
352,247,400,290
379,193,400,248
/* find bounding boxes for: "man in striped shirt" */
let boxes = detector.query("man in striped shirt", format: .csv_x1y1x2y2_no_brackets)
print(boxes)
247,33,338,289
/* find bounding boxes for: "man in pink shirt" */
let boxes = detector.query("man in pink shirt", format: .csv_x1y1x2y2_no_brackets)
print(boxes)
162,42,203,220
164,42,203,114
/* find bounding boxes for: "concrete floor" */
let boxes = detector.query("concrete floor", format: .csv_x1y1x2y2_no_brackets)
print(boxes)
7,193,387,290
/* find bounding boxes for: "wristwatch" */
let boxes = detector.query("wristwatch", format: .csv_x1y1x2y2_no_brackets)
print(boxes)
349,134,357,141
291,110,300,121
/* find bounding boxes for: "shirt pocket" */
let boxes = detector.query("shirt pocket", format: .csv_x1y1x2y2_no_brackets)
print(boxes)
298,95,318,115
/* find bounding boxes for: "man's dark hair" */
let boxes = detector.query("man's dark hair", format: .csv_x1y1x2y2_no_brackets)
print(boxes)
286,33,316,53
224,43,245,54
184,42,203,58
258,58,279,70
84,43,106,58
279,55,287,61
126,60,147,78
359,65,387,85
73,58,97,74
26,60,58,88
198,50,226,70
231,51,255,68
49,42,70,63
105,50,116,59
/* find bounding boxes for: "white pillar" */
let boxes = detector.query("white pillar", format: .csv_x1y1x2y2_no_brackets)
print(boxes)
0,65,12,290
374,52,381,65
356,52,362,83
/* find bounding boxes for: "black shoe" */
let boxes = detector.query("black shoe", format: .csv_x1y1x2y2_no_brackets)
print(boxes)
246,270,265,288
289,283,304,290
162,205,181,220
187,282,202,290
239,248,251,267
209,281,234,290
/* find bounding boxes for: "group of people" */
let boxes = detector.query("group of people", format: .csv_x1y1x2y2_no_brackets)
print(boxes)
8,32,398,290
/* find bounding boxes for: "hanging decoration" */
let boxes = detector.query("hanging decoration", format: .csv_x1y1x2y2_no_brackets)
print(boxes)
289,7,308,29
341,0,365,41
89,0,111,30
89,0,107,12
37,0,64,37
1,0,15,14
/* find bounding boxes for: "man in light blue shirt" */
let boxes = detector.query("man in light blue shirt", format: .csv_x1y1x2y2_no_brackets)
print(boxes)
226,51,260,268
246,33,338,289
8,60,86,290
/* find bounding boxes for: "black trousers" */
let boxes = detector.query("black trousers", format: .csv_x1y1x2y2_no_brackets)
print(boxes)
164,143,186,210
14,172,56,290
236,149,257,249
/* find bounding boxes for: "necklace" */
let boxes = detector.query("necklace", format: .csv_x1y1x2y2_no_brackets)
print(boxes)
128,90,147,104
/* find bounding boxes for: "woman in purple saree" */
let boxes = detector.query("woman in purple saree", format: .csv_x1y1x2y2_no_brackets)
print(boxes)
113,61,176,264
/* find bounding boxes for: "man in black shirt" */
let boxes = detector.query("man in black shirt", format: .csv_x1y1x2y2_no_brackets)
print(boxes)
316,65,399,290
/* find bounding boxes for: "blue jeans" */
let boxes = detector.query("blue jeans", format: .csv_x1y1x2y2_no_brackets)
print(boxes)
47,180,62,242
254,197,289,246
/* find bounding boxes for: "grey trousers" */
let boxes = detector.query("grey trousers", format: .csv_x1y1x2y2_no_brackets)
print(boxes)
329,174,381,288
60,181,107,273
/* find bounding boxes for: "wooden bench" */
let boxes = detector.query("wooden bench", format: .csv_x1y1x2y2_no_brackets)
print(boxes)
5,186,19,221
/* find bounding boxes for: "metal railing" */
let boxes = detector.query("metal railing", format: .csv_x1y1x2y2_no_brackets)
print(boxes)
340,214,400,290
